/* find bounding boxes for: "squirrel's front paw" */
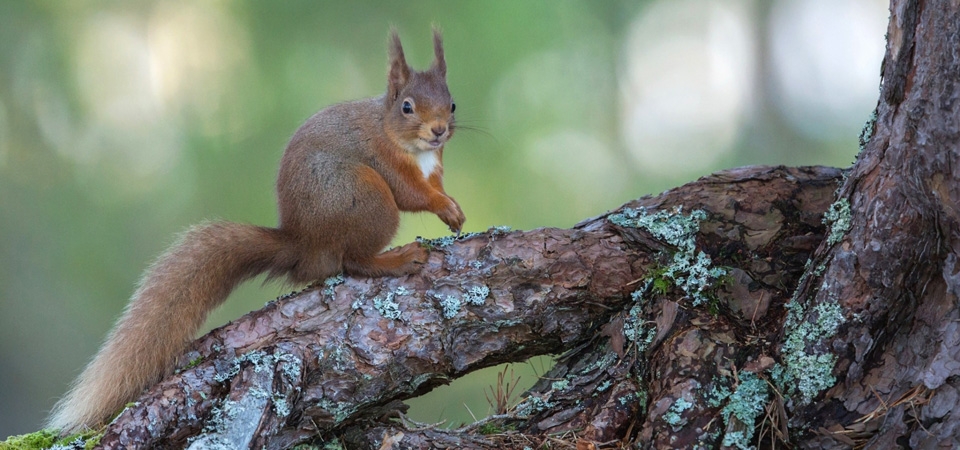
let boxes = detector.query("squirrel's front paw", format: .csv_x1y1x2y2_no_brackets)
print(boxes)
437,198,465,234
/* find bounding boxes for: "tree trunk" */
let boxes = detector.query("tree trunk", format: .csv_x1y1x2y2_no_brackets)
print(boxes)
784,0,960,447
73,0,960,448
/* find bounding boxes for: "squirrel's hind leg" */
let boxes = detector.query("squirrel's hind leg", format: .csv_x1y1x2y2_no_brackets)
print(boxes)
287,251,343,285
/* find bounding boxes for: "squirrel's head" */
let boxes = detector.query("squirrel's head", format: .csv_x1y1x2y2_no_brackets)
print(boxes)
383,28,455,153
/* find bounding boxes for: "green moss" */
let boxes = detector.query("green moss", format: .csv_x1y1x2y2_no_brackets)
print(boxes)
477,422,503,435
81,434,101,450
0,430,57,450
0,429,106,450
183,355,203,371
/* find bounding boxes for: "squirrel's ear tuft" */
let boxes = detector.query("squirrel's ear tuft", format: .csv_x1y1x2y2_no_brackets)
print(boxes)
431,26,446,77
388,28,411,100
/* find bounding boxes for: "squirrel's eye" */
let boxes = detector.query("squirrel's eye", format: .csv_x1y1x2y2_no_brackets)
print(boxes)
401,100,413,115
451,102,456,113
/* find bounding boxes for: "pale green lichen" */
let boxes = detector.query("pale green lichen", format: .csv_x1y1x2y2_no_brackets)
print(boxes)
581,352,618,373
705,380,732,408
663,397,694,428
636,390,649,410
515,394,556,417
463,285,490,305
623,303,656,352
416,235,456,249
858,109,878,155
823,198,852,245
720,372,770,450
438,295,461,319
372,286,410,320
813,263,827,277
610,207,726,307
618,390,647,409
194,398,239,436
214,350,264,382
316,399,357,424
722,431,748,449
774,285,845,404
351,286,412,319
434,284,490,319
213,349,301,387
277,351,303,386
665,250,727,306
322,274,345,296
322,441,346,450
609,206,706,249
551,379,570,391
595,380,612,393
291,444,324,450
489,225,512,236
272,394,291,417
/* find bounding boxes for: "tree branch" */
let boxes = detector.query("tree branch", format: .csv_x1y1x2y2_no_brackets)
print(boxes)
94,165,843,449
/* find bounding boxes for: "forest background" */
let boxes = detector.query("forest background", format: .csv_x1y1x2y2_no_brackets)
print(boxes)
0,0,886,436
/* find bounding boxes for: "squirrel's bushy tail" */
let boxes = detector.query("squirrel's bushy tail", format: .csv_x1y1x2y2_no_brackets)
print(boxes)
47,221,292,433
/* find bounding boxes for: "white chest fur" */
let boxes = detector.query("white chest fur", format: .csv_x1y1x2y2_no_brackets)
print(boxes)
416,150,440,179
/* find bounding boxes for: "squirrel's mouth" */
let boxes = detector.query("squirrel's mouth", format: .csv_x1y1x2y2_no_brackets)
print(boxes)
420,138,445,149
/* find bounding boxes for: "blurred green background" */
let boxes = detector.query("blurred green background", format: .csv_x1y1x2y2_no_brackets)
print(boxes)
0,0,887,436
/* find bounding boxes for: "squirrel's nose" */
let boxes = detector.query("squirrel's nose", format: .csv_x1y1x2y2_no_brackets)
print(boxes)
431,125,447,137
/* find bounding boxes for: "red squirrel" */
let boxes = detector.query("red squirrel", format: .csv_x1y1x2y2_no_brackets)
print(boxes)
48,28,464,433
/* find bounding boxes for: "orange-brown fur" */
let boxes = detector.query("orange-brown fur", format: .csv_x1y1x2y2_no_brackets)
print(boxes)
48,28,463,433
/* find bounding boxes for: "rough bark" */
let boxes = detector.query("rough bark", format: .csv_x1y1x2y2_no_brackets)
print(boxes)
88,165,841,449
786,0,960,448
76,0,960,448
